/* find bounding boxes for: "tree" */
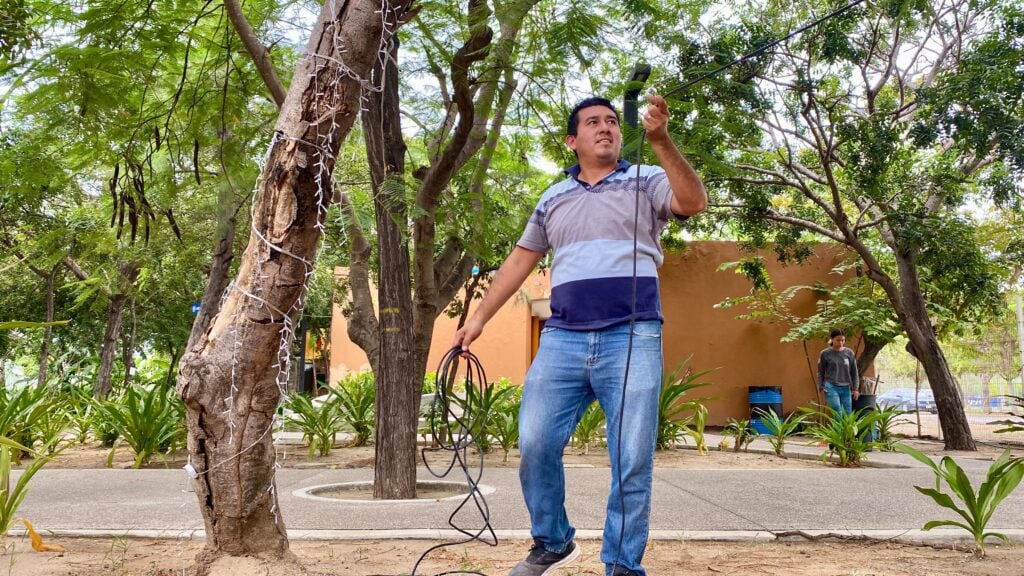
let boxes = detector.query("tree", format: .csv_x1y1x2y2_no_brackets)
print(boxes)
177,0,415,562
676,0,1023,449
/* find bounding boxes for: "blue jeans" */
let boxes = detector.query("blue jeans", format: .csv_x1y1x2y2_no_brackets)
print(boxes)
824,381,852,416
519,321,662,576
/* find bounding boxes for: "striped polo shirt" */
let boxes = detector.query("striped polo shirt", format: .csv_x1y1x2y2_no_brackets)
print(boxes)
517,159,681,330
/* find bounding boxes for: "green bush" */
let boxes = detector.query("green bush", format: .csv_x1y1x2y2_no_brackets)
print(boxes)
453,380,515,453
572,401,604,455
95,384,186,468
801,406,880,467
755,409,806,457
283,393,343,457
0,437,60,537
874,403,912,451
657,360,713,450
897,444,1024,557
724,418,758,452
329,372,376,447
489,403,521,463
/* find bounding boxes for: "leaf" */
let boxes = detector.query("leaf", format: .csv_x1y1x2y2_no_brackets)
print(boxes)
19,518,65,552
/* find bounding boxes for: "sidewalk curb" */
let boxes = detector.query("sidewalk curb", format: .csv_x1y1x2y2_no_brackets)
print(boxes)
13,528,1024,546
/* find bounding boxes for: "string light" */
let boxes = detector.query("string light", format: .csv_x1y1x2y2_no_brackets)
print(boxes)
186,0,402,531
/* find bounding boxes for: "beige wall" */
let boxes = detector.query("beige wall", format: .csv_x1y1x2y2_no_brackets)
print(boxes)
330,241,855,425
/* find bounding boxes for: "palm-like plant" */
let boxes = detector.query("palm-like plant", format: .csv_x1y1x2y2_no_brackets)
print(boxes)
801,406,880,467
64,386,96,444
657,360,713,450
724,418,758,452
874,403,912,451
489,404,520,463
0,437,61,537
452,381,515,453
755,409,806,457
95,384,186,468
897,444,1024,557
572,401,604,455
329,372,376,447
282,393,343,457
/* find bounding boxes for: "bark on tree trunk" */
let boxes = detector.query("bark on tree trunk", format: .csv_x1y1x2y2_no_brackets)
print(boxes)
121,300,136,389
95,263,139,399
363,39,419,499
895,253,975,450
856,334,886,380
37,262,60,388
176,0,410,560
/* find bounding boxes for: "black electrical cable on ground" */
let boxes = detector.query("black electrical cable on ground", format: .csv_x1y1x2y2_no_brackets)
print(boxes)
410,346,499,576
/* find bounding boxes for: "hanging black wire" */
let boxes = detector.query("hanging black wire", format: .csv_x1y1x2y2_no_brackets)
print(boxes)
410,346,499,576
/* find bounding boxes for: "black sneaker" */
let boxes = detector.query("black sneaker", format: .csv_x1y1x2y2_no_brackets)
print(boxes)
610,567,639,576
508,541,580,576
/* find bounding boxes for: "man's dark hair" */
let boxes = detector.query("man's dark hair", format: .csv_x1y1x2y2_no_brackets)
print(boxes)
567,97,619,136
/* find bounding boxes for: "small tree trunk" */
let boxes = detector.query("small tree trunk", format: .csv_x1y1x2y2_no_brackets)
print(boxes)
37,262,60,388
364,39,419,500
177,0,411,559
187,192,238,352
856,334,886,379
94,263,139,399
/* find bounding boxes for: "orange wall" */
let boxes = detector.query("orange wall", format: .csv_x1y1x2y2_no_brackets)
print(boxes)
330,242,854,424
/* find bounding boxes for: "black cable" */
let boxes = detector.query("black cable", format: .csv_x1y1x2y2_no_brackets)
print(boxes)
411,346,499,576
662,0,868,99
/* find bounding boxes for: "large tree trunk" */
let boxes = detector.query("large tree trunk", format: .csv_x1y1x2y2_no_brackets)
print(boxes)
895,253,975,450
94,263,139,399
363,39,419,499
176,0,410,560
121,300,136,389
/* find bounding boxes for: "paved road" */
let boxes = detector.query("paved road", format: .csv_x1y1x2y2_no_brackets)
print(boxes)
15,437,1024,544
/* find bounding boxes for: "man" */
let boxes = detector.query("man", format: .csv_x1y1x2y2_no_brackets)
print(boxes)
453,94,706,576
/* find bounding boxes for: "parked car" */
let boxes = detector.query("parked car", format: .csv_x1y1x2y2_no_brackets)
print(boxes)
876,387,937,413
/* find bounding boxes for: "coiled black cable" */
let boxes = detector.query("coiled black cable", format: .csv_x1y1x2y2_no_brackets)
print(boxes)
410,346,499,576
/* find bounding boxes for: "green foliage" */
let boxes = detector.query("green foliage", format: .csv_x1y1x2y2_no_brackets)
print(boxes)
0,438,58,537
724,418,758,453
572,401,604,455
897,444,1024,557
283,393,343,458
329,372,376,447
992,395,1024,435
657,360,714,450
0,385,48,449
95,385,185,468
488,402,521,463
64,386,96,445
755,409,806,457
452,380,515,454
874,404,912,451
801,406,880,467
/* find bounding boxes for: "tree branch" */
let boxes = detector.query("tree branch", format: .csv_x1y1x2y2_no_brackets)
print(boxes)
224,0,287,108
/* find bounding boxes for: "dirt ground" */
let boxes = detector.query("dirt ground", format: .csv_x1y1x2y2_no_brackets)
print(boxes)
5,536,1023,576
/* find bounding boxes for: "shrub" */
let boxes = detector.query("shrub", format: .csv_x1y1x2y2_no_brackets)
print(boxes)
283,393,343,457
755,409,806,457
329,372,376,447
874,403,912,451
724,418,758,452
897,444,1024,557
801,406,880,467
452,380,515,453
95,384,186,468
0,438,60,537
657,360,713,450
572,401,604,455
489,403,521,463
